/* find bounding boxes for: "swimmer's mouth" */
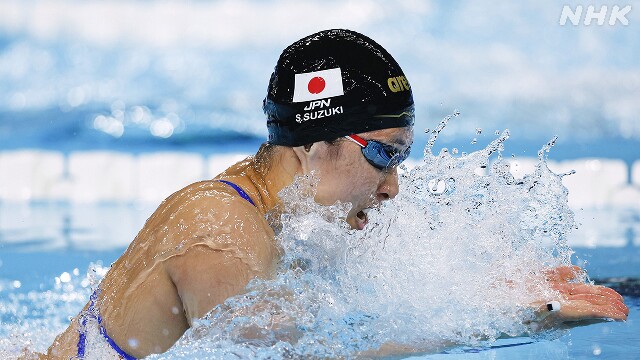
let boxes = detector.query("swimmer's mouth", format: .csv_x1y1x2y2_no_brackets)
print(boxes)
355,208,369,230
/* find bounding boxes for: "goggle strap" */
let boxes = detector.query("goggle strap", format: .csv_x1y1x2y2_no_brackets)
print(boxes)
345,134,368,147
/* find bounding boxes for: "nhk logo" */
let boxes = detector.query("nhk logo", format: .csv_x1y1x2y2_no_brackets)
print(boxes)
387,76,410,93
559,5,632,26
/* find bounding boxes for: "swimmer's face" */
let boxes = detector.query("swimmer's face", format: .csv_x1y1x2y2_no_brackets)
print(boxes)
300,127,413,230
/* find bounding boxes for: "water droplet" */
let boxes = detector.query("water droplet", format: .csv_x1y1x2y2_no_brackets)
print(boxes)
494,130,500,136
128,338,139,348
592,344,602,356
428,179,447,195
537,136,558,160
471,138,477,144
452,148,459,154
425,111,460,156
424,128,430,134
475,128,482,135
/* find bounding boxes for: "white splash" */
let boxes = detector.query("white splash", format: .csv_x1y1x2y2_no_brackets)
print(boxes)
153,115,579,359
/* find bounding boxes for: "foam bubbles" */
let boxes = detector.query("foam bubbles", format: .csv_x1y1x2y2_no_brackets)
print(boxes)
0,262,110,358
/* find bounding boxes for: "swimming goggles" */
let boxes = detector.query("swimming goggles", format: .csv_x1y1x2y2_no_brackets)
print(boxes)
345,134,411,171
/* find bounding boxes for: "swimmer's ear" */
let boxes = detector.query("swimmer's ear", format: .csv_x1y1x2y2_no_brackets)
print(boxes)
292,142,323,174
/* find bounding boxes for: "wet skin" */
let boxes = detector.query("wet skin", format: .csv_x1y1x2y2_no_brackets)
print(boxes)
43,126,628,358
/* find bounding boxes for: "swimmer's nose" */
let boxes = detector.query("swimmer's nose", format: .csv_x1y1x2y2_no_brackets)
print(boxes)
377,167,399,201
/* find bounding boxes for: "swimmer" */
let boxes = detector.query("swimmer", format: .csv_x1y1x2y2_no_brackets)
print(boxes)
42,29,628,359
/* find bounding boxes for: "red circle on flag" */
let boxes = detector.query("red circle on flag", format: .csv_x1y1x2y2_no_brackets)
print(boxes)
308,77,326,94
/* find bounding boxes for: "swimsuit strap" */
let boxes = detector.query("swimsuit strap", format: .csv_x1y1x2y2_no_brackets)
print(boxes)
77,290,137,360
216,179,256,207
98,326,136,360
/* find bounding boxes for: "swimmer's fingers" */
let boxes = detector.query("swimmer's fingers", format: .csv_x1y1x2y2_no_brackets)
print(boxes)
555,298,628,322
551,283,625,303
544,265,583,283
566,293,629,317
554,283,628,317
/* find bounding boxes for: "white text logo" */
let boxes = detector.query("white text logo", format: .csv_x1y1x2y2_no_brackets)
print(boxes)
559,5,632,26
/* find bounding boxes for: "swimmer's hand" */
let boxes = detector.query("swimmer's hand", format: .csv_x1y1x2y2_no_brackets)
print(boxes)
529,266,628,330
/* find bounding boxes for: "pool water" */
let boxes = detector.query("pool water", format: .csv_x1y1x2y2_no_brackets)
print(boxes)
1,238,638,359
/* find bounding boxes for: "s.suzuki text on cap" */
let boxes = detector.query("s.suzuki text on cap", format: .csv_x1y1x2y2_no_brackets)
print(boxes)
264,29,415,147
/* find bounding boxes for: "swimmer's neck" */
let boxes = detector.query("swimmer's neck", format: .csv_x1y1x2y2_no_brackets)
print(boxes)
215,146,302,216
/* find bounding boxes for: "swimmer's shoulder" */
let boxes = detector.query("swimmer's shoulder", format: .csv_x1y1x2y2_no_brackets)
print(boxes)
142,179,261,229
137,179,277,263
159,179,277,322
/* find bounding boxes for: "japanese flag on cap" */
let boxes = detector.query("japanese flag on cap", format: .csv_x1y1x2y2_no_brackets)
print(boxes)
292,67,344,103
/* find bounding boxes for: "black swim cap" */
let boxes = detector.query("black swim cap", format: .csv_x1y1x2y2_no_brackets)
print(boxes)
264,29,415,146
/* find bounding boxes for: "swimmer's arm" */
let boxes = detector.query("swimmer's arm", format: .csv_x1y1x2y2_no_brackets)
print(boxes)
164,244,256,325
527,266,628,330
160,190,277,326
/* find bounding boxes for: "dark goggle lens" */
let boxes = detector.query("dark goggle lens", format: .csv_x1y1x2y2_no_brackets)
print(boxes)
361,141,411,170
